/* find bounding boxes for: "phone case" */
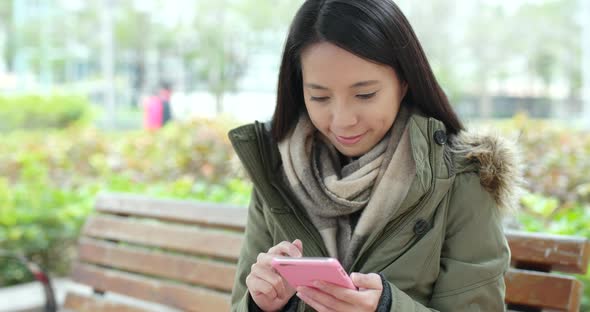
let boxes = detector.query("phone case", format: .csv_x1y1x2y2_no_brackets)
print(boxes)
271,257,356,290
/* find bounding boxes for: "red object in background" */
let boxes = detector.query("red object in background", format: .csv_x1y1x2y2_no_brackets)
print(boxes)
143,95,163,130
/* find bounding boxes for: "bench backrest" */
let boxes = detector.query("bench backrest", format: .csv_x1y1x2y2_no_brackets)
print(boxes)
505,230,589,311
64,194,589,312
64,193,247,312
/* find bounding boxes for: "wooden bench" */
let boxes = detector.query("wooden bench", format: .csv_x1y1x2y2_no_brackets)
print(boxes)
63,193,590,312
63,193,247,312
505,230,590,311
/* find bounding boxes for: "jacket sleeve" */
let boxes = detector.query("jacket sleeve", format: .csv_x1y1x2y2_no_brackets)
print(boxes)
381,173,510,311
230,189,301,312
231,189,272,312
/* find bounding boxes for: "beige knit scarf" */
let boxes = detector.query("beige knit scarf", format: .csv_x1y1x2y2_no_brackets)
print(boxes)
278,107,416,269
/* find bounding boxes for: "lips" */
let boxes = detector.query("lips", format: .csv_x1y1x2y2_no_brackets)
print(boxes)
335,133,365,145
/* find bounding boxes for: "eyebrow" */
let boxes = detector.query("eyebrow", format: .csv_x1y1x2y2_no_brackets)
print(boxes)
304,80,380,90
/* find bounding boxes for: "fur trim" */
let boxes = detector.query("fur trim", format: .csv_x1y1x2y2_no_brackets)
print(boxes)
449,130,525,213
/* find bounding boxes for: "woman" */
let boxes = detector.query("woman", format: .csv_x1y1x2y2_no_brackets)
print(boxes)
229,0,522,311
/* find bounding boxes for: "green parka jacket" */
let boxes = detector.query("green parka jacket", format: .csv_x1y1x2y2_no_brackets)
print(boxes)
228,112,522,312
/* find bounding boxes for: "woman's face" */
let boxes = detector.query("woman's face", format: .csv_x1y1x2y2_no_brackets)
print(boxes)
300,42,408,157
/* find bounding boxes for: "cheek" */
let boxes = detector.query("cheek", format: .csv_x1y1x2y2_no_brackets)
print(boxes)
372,97,400,128
364,107,394,130
304,106,328,131
303,101,319,124
310,114,330,133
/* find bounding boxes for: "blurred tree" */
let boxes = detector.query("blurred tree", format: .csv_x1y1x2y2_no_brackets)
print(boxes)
0,1,14,72
531,51,556,91
522,0,581,98
109,0,302,112
113,1,156,106
465,2,512,118
402,0,581,118
403,0,464,103
187,0,301,113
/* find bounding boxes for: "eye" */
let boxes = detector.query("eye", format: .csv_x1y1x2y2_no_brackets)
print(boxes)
310,96,330,102
356,92,377,100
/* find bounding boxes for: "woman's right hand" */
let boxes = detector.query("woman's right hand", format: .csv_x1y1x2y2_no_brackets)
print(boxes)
246,239,303,312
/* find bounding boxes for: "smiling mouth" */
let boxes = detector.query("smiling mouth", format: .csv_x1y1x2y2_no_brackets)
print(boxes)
335,133,365,145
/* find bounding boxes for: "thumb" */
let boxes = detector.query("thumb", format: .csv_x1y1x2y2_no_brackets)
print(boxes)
292,239,303,255
351,273,383,290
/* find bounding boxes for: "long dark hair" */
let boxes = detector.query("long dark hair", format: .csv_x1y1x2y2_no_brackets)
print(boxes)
272,0,464,142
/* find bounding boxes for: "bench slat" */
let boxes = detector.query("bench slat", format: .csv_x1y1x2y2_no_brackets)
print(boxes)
64,292,150,312
504,268,582,311
77,238,236,292
95,193,247,231
82,215,243,261
70,263,231,312
506,230,590,274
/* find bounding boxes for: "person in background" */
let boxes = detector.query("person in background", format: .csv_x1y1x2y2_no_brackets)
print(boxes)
159,82,173,126
142,87,163,131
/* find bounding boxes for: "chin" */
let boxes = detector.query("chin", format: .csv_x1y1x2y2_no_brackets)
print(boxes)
337,147,366,158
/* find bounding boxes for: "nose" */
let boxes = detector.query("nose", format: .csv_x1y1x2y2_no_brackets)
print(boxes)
332,105,358,129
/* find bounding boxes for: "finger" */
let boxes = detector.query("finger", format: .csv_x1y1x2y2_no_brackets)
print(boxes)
351,273,383,291
251,287,274,300
256,252,275,266
250,263,288,298
246,274,278,299
292,239,303,254
297,286,350,312
297,289,337,312
268,241,302,257
312,280,360,304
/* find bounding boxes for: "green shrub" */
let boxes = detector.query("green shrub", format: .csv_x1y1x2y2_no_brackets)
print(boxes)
0,94,93,131
0,177,93,285
0,117,251,287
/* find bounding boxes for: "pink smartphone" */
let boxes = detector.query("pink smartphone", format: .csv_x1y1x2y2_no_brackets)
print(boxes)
271,257,356,290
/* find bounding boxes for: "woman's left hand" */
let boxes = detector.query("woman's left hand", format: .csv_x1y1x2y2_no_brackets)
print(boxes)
296,272,383,312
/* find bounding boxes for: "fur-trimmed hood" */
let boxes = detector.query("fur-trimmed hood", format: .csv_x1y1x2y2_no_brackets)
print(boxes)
449,130,525,213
